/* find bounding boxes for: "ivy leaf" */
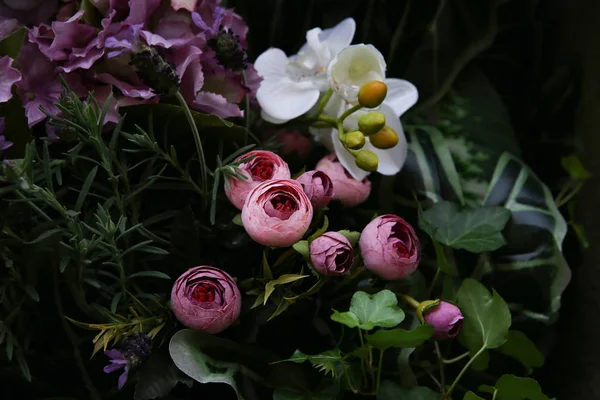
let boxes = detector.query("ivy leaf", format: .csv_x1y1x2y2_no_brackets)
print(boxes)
292,240,310,262
337,230,361,246
498,330,544,370
264,274,309,305
464,392,486,400
169,330,245,399
494,375,550,400
378,381,443,400
366,324,434,350
331,290,405,331
419,200,511,253
330,310,360,329
273,349,344,378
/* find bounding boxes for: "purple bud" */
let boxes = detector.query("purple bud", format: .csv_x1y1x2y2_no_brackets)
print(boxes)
309,232,354,276
423,301,464,340
296,170,334,209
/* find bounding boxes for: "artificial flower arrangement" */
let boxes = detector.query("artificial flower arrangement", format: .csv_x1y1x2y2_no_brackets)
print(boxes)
0,1,571,400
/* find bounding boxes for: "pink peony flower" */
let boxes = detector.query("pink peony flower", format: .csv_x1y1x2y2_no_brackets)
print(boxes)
171,265,242,334
309,232,353,276
423,301,464,340
315,153,371,208
359,214,420,280
296,170,334,209
241,179,313,247
225,150,290,210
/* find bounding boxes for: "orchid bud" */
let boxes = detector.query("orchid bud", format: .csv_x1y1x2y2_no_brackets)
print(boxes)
358,112,386,135
421,301,464,340
358,80,387,108
344,130,365,150
355,150,378,172
369,125,399,149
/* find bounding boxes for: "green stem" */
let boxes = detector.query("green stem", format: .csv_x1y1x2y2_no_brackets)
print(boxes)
556,182,583,207
399,293,420,309
341,359,360,394
442,351,469,364
339,104,362,122
429,268,441,298
358,329,369,387
554,181,573,205
315,89,333,117
446,346,486,396
492,389,498,400
316,115,338,126
375,349,385,394
434,341,446,393
175,91,208,204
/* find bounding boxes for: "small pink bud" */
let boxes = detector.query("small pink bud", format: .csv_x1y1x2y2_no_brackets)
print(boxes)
296,170,334,209
269,129,313,160
315,153,371,208
171,266,242,334
224,150,291,210
359,214,420,280
309,232,353,275
423,301,464,340
241,179,313,247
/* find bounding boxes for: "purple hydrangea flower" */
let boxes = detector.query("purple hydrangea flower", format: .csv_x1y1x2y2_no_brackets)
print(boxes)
0,55,21,103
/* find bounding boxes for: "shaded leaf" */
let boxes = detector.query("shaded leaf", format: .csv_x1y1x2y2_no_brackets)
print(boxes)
274,349,343,378
292,240,310,262
337,230,361,246
498,330,544,370
561,154,591,181
127,271,171,280
464,392,486,400
331,290,405,331
264,274,309,305
495,375,550,400
134,352,194,400
366,324,434,351
378,381,443,400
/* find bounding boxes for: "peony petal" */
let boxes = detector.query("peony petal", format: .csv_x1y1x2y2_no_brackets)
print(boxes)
384,78,419,118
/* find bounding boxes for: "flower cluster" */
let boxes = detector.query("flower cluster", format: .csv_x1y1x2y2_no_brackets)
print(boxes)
254,18,418,180
0,0,261,130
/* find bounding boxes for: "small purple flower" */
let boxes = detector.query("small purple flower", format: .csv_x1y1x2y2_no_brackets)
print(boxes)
423,301,464,340
191,6,226,38
104,332,153,390
0,55,20,103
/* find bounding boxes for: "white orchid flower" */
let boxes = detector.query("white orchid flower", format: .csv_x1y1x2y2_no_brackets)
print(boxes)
254,18,356,123
312,79,419,181
327,44,386,104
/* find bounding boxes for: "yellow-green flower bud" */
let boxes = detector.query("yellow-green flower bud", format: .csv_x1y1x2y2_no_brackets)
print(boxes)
369,125,399,149
358,112,386,135
358,80,387,108
355,150,378,172
344,130,366,150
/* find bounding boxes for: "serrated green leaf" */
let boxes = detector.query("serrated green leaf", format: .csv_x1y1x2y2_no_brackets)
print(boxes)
498,330,544,370
495,375,550,400
366,324,434,350
337,230,361,246
274,348,343,378
264,274,308,305
419,201,511,253
377,381,443,400
457,279,511,353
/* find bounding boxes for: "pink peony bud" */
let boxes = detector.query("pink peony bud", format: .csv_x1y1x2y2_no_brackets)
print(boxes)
266,129,313,160
309,232,354,275
423,301,464,340
241,179,313,247
315,153,371,208
171,266,242,334
225,150,291,210
359,214,420,280
296,170,334,209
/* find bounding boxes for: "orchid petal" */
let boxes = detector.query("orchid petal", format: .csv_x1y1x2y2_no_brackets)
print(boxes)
260,110,288,125
254,48,288,81
320,18,356,56
384,78,419,117
257,79,319,121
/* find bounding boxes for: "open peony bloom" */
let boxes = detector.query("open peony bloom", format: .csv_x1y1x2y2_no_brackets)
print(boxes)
422,301,464,340
224,150,291,210
255,18,355,123
241,179,313,247
171,266,242,334
327,44,385,104
310,231,354,276
359,214,420,280
312,78,418,181
296,170,334,209
315,153,371,208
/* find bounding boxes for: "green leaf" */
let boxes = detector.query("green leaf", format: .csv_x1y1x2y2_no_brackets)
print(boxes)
330,310,360,329
457,278,511,353
561,154,591,181
264,274,309,305
23,285,39,302
378,381,443,400
274,349,343,377
292,240,310,262
498,330,544,370
479,385,496,394
308,215,329,242
75,166,98,212
337,230,361,246
419,200,511,253
134,352,194,400
331,290,405,331
24,228,62,244
169,330,245,399
15,349,31,382
366,324,434,350
494,375,550,400
232,214,243,226
0,27,26,58
464,392,486,400
127,271,171,280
